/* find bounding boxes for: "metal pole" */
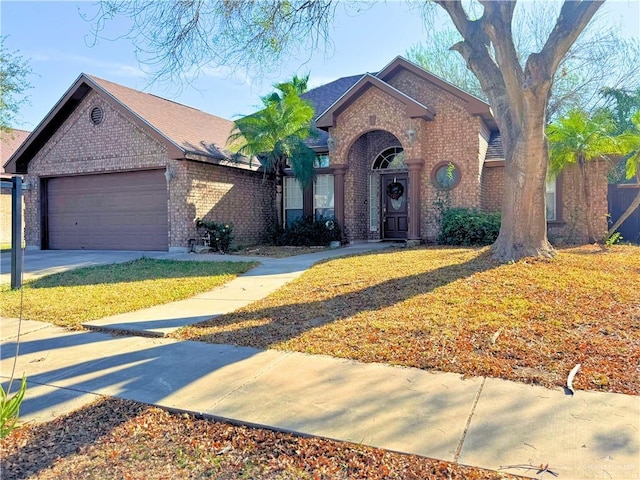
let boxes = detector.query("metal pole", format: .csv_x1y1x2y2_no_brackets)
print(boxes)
11,176,23,289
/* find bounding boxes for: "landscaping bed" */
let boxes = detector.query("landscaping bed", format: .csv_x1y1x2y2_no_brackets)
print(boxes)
0,259,257,328
0,397,520,480
176,245,640,395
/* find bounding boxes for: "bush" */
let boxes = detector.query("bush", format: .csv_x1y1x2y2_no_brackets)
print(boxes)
264,223,288,246
195,219,234,253
439,208,501,246
266,216,341,247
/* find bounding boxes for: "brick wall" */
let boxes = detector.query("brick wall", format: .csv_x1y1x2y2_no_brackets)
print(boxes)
481,162,504,212
183,161,275,246
387,70,485,240
328,69,487,242
481,161,609,245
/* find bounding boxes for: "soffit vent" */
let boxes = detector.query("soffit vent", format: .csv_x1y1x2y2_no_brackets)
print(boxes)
90,106,104,125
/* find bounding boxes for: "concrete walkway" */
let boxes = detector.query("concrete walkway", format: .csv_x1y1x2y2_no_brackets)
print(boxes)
83,242,396,336
1,244,639,479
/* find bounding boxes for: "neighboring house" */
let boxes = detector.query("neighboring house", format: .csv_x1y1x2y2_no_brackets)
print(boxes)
3,74,274,251
1,128,30,245
3,57,608,251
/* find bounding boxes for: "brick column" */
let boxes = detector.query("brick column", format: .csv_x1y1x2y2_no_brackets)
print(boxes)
406,158,424,244
331,164,348,239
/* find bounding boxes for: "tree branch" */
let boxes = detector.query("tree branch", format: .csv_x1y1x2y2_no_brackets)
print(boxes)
537,1,604,78
479,1,524,119
435,1,515,140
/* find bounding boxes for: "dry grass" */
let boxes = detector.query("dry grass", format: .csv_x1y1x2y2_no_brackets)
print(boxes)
0,259,256,328
176,245,640,395
231,244,330,258
0,397,520,480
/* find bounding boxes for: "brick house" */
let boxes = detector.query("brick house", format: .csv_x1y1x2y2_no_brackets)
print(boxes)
3,57,607,251
296,56,607,245
4,74,274,251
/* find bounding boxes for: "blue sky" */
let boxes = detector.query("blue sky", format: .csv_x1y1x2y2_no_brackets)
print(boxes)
2,0,639,131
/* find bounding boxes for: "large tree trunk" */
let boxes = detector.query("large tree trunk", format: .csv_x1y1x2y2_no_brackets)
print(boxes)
491,97,555,261
436,0,603,261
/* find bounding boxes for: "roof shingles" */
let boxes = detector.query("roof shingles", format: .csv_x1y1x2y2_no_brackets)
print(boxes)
1,129,30,177
88,75,235,160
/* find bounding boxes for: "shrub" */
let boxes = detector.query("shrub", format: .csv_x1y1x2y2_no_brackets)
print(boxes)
266,216,341,246
439,208,501,246
264,223,288,246
195,219,234,253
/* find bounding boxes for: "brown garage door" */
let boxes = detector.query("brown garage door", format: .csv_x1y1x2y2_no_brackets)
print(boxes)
46,170,168,251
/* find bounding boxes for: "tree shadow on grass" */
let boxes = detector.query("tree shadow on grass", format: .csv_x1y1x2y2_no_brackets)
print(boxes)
25,258,256,289
183,249,500,349
0,397,146,480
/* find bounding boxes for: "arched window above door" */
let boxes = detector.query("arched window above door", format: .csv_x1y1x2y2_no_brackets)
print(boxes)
372,146,405,170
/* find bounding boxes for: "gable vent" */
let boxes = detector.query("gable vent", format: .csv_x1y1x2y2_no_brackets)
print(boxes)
90,106,104,125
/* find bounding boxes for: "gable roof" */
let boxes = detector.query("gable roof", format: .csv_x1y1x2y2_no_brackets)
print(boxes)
316,73,435,129
4,74,248,174
301,74,364,118
1,129,30,178
306,56,497,133
89,75,236,159
376,57,493,119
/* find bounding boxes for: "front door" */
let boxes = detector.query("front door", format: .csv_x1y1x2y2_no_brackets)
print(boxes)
382,174,408,239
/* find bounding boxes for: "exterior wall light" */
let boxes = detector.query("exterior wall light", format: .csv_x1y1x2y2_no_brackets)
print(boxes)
164,166,176,183
327,135,337,151
406,129,417,145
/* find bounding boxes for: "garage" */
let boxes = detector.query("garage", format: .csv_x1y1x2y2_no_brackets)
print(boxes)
44,170,168,251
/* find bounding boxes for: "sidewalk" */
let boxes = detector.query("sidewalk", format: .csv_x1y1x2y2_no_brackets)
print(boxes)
1,244,639,480
82,242,397,336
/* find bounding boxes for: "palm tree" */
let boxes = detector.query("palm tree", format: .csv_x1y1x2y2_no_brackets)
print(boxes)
548,109,622,243
607,111,640,239
229,76,316,228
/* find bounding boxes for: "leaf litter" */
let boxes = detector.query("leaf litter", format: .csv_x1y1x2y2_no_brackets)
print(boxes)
1,397,521,480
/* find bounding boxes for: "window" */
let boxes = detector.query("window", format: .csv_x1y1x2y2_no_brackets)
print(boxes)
546,178,557,221
432,162,461,189
314,154,330,168
372,147,405,170
284,177,303,226
314,174,334,219
369,174,379,231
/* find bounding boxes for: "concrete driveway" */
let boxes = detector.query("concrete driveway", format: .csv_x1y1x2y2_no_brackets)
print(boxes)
0,250,183,284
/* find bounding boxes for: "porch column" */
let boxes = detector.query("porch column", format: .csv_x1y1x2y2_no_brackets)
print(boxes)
406,158,424,244
331,164,348,239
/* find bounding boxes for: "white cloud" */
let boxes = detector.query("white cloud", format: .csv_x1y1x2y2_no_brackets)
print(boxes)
29,49,146,78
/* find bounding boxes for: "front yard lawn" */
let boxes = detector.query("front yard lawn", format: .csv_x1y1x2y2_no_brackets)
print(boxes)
176,245,640,395
0,259,257,328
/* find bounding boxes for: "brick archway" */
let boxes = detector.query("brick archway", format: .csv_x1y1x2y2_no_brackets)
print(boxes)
330,129,423,242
